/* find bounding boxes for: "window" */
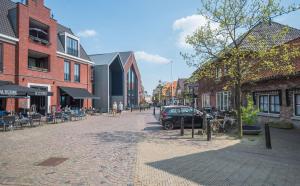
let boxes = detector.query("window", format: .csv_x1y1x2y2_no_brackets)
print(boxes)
0,43,2,72
181,107,193,114
167,108,180,114
28,50,49,72
202,93,210,107
259,95,269,112
295,94,300,116
216,91,231,111
259,95,280,114
66,37,79,57
215,67,222,79
64,61,70,81
74,64,80,82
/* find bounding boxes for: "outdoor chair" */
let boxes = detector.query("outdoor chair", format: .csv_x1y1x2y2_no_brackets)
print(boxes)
54,112,64,123
63,112,72,122
31,113,42,126
46,113,55,124
1,116,16,131
16,113,31,128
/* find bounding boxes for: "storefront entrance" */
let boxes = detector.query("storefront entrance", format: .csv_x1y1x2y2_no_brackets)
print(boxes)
60,93,83,110
30,86,48,115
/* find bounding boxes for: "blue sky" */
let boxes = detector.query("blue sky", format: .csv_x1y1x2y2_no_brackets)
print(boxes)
41,0,300,94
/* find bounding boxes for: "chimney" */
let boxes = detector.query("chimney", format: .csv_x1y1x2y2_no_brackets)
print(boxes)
26,0,45,6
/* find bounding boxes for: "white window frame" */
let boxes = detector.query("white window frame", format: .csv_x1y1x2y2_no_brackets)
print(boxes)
216,91,231,111
61,32,80,57
215,67,222,79
202,93,210,108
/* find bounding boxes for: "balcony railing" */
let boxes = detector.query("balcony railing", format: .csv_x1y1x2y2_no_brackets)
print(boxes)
28,66,49,72
29,28,49,45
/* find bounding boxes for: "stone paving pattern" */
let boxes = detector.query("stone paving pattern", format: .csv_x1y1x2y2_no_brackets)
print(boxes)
0,110,300,185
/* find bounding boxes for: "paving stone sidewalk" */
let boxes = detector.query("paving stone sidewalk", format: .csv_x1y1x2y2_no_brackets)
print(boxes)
0,110,300,186
134,111,300,186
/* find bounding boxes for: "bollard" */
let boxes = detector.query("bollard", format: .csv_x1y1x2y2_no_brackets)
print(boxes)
180,116,184,136
153,106,156,115
201,112,207,135
265,123,272,149
192,117,195,138
131,106,132,112
207,119,211,141
140,106,141,112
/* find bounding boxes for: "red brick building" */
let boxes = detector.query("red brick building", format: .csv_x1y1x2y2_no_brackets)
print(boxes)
0,0,94,114
196,21,300,128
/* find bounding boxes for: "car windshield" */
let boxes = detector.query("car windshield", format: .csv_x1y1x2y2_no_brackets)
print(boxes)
180,107,193,114
166,108,180,114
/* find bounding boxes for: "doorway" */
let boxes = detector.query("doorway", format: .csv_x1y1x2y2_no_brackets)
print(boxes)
30,86,48,115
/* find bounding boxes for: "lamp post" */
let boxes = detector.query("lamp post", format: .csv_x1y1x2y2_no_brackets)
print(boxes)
189,83,198,138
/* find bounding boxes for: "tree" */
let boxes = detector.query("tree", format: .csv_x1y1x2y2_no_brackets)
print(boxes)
182,0,300,138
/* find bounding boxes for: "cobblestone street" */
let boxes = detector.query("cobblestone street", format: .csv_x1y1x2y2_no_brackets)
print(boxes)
0,110,300,185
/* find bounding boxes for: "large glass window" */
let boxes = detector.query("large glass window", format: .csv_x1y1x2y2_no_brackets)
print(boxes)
216,91,231,111
74,64,80,82
259,95,280,114
127,66,138,107
64,61,70,81
295,94,300,116
66,37,79,57
202,93,210,107
0,43,2,72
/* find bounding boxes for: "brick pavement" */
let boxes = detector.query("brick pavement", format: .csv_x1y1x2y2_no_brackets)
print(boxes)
0,110,300,186
0,112,145,185
134,111,300,186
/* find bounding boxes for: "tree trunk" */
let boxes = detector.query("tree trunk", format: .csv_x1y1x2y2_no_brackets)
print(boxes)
236,80,243,138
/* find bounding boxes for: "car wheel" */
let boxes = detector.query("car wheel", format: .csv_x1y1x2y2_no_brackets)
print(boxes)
164,121,174,130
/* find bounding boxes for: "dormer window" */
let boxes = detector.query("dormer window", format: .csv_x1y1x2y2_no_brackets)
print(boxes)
66,36,79,57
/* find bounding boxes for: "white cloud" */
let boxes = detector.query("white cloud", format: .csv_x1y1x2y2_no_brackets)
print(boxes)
77,29,97,38
135,51,170,64
173,14,218,49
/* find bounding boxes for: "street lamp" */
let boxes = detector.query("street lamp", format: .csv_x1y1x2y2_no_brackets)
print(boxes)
189,83,198,138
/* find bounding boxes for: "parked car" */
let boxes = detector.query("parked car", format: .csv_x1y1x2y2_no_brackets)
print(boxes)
160,106,204,130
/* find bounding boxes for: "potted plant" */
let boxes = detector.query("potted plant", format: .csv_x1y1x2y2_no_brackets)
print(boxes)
241,95,262,135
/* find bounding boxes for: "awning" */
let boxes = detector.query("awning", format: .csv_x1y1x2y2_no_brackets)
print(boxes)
0,84,53,97
60,87,99,99
0,80,12,86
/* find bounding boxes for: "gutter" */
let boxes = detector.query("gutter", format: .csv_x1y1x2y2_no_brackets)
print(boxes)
57,51,94,65
0,33,19,44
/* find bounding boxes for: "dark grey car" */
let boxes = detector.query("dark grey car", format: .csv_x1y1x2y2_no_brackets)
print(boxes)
160,106,203,130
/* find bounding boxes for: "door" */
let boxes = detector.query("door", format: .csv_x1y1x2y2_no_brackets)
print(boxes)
167,108,181,126
30,86,48,115
180,107,193,127
194,110,203,128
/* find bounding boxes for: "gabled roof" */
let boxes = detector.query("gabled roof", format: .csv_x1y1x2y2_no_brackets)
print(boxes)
57,24,91,61
177,78,186,90
0,0,17,38
89,52,119,66
235,21,300,50
119,51,133,65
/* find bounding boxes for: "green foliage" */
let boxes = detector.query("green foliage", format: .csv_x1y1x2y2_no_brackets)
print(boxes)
181,0,300,138
242,96,259,125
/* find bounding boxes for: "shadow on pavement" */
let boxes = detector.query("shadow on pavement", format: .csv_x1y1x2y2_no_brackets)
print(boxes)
146,140,300,186
143,126,162,131
145,128,300,185
88,131,145,144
